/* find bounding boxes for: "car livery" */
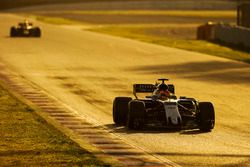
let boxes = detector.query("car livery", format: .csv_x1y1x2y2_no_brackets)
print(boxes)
10,20,41,37
113,79,215,132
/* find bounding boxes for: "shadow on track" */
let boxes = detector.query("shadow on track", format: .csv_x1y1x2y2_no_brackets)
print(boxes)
126,60,250,84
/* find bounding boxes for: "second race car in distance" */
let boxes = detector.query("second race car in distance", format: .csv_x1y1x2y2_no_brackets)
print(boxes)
10,20,41,37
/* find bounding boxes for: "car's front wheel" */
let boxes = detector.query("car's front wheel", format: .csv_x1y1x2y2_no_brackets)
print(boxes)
127,100,145,130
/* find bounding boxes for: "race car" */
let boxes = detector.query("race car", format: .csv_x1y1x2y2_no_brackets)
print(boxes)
10,20,41,37
113,79,215,132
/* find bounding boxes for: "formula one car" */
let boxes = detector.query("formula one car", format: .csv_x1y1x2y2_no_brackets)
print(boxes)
10,20,41,37
113,79,215,132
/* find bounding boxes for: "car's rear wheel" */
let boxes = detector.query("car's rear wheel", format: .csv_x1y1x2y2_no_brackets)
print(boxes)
35,28,41,37
127,100,145,130
113,97,132,125
10,27,17,37
199,102,215,132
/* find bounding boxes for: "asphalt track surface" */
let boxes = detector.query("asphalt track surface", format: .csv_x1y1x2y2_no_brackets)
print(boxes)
0,13,250,167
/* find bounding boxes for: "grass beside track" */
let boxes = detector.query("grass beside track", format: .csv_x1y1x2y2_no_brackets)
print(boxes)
0,84,110,166
33,10,236,18
35,15,82,25
33,14,250,64
88,25,250,63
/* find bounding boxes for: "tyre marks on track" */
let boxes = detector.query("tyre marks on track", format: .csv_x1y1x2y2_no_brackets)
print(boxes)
0,66,179,167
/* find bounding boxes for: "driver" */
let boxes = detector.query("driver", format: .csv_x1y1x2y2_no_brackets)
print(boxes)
154,83,171,99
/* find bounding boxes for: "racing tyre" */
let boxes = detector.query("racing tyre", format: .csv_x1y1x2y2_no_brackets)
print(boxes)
31,28,41,37
10,27,17,37
127,100,145,130
35,28,41,37
199,102,215,132
113,97,132,125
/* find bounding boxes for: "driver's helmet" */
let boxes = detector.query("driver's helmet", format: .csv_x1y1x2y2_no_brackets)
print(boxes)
158,83,168,91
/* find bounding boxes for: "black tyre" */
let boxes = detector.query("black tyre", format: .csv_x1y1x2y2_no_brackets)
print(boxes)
10,27,17,37
35,27,41,37
127,100,145,130
113,97,132,125
199,102,215,132
31,28,41,37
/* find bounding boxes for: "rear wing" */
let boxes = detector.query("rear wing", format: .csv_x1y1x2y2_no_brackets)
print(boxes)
133,83,175,98
133,84,155,98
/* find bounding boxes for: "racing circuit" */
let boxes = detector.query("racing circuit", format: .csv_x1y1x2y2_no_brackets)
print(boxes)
0,13,250,166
